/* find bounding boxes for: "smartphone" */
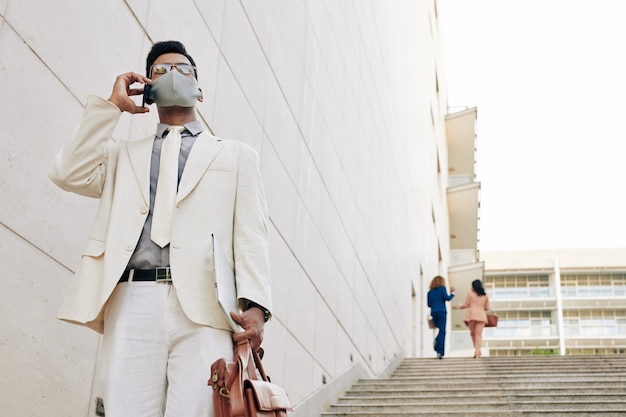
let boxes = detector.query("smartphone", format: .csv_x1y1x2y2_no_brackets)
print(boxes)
142,83,154,107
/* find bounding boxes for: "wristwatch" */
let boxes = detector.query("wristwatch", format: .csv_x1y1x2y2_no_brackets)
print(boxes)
246,301,270,322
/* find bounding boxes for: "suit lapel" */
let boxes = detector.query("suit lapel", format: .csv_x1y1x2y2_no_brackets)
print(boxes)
177,131,224,202
125,136,155,205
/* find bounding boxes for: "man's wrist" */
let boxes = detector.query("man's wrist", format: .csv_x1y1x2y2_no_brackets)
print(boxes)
245,301,270,322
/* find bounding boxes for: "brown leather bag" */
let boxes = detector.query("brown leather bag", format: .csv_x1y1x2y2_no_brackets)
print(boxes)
486,312,499,327
210,339,292,417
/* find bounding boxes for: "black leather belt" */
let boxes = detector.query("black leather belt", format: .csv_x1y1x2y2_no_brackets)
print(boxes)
119,268,173,283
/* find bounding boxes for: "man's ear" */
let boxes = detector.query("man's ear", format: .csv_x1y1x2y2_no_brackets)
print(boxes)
198,87,204,102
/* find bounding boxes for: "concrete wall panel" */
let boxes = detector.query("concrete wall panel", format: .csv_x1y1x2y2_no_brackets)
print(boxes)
0,223,99,417
1,0,449,414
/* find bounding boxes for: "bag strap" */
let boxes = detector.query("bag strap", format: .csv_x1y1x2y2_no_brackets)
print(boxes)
252,348,269,381
229,340,247,417
230,339,263,417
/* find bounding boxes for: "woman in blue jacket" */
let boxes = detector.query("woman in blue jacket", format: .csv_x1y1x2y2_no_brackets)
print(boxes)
427,276,455,359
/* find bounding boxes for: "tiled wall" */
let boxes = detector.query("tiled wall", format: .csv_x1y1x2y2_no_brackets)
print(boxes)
0,0,449,415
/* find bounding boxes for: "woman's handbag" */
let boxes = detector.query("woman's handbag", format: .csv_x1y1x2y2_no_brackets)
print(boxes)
427,316,436,329
486,312,499,327
210,339,292,417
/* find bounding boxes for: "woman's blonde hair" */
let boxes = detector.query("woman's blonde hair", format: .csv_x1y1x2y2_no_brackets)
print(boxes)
429,275,446,290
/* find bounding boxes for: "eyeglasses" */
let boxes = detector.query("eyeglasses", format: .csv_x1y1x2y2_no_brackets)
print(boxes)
150,63,196,77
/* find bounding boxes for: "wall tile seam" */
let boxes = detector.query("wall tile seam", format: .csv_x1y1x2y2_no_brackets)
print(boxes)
192,0,224,45
334,0,398,148
256,79,419,320
281,0,412,193
265,161,418,357
267,216,404,372
191,0,228,122
221,0,436,366
0,221,74,274
254,58,424,304
276,296,382,378
264,7,436,262
1,16,84,108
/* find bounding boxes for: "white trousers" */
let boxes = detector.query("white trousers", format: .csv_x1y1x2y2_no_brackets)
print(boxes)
100,281,234,417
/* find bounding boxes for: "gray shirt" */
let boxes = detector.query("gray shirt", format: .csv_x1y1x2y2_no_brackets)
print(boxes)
126,120,204,270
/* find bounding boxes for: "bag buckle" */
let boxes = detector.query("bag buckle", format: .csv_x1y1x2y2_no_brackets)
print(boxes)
211,369,230,398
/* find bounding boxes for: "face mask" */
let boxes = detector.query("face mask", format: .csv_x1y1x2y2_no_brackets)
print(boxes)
148,70,202,107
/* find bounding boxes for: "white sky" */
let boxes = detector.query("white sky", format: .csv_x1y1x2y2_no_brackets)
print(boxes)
438,0,626,251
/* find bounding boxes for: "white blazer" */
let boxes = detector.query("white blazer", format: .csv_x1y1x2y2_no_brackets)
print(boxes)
50,96,272,334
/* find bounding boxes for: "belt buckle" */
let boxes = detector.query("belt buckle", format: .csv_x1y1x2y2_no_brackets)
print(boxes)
155,267,172,283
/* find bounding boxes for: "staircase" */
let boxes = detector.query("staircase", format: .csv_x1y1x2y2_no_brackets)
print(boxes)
321,355,626,417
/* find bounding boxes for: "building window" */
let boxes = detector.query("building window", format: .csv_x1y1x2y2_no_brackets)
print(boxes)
561,273,626,298
485,274,550,300
486,310,553,338
563,310,626,337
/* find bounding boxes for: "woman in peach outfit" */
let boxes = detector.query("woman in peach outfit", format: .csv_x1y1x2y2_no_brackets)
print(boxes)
459,279,490,358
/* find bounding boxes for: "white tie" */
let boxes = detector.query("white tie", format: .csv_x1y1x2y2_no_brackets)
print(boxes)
151,126,184,247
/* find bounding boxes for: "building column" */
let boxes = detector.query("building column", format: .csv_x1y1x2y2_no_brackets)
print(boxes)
554,257,565,355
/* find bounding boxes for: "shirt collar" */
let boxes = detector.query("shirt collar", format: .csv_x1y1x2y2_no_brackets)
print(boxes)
156,120,204,138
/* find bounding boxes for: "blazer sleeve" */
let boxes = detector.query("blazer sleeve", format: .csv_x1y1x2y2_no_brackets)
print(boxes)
49,95,122,198
485,294,491,311
232,144,273,315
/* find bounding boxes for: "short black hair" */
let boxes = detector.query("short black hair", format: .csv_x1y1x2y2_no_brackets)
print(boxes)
146,40,197,80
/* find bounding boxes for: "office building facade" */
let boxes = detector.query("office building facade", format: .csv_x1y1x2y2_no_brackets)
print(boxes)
452,249,626,356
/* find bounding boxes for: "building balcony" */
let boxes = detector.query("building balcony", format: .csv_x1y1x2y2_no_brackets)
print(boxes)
562,297,626,309
489,297,557,311
483,335,560,351
563,335,626,348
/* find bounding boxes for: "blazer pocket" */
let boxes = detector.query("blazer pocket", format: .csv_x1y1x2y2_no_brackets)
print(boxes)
83,238,106,258
208,163,233,172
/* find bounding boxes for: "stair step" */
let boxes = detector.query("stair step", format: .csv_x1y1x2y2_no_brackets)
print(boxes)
393,366,626,373
353,377,626,386
325,400,626,412
343,388,626,398
322,412,626,417
336,395,626,405
321,355,626,417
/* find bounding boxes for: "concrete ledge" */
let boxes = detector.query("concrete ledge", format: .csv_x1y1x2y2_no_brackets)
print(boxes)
291,351,405,417
375,351,405,379
290,362,368,417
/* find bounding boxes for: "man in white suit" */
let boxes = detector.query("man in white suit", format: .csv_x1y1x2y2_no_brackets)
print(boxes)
50,41,272,417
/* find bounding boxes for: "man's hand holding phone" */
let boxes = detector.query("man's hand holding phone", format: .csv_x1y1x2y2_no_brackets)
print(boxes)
108,72,151,114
